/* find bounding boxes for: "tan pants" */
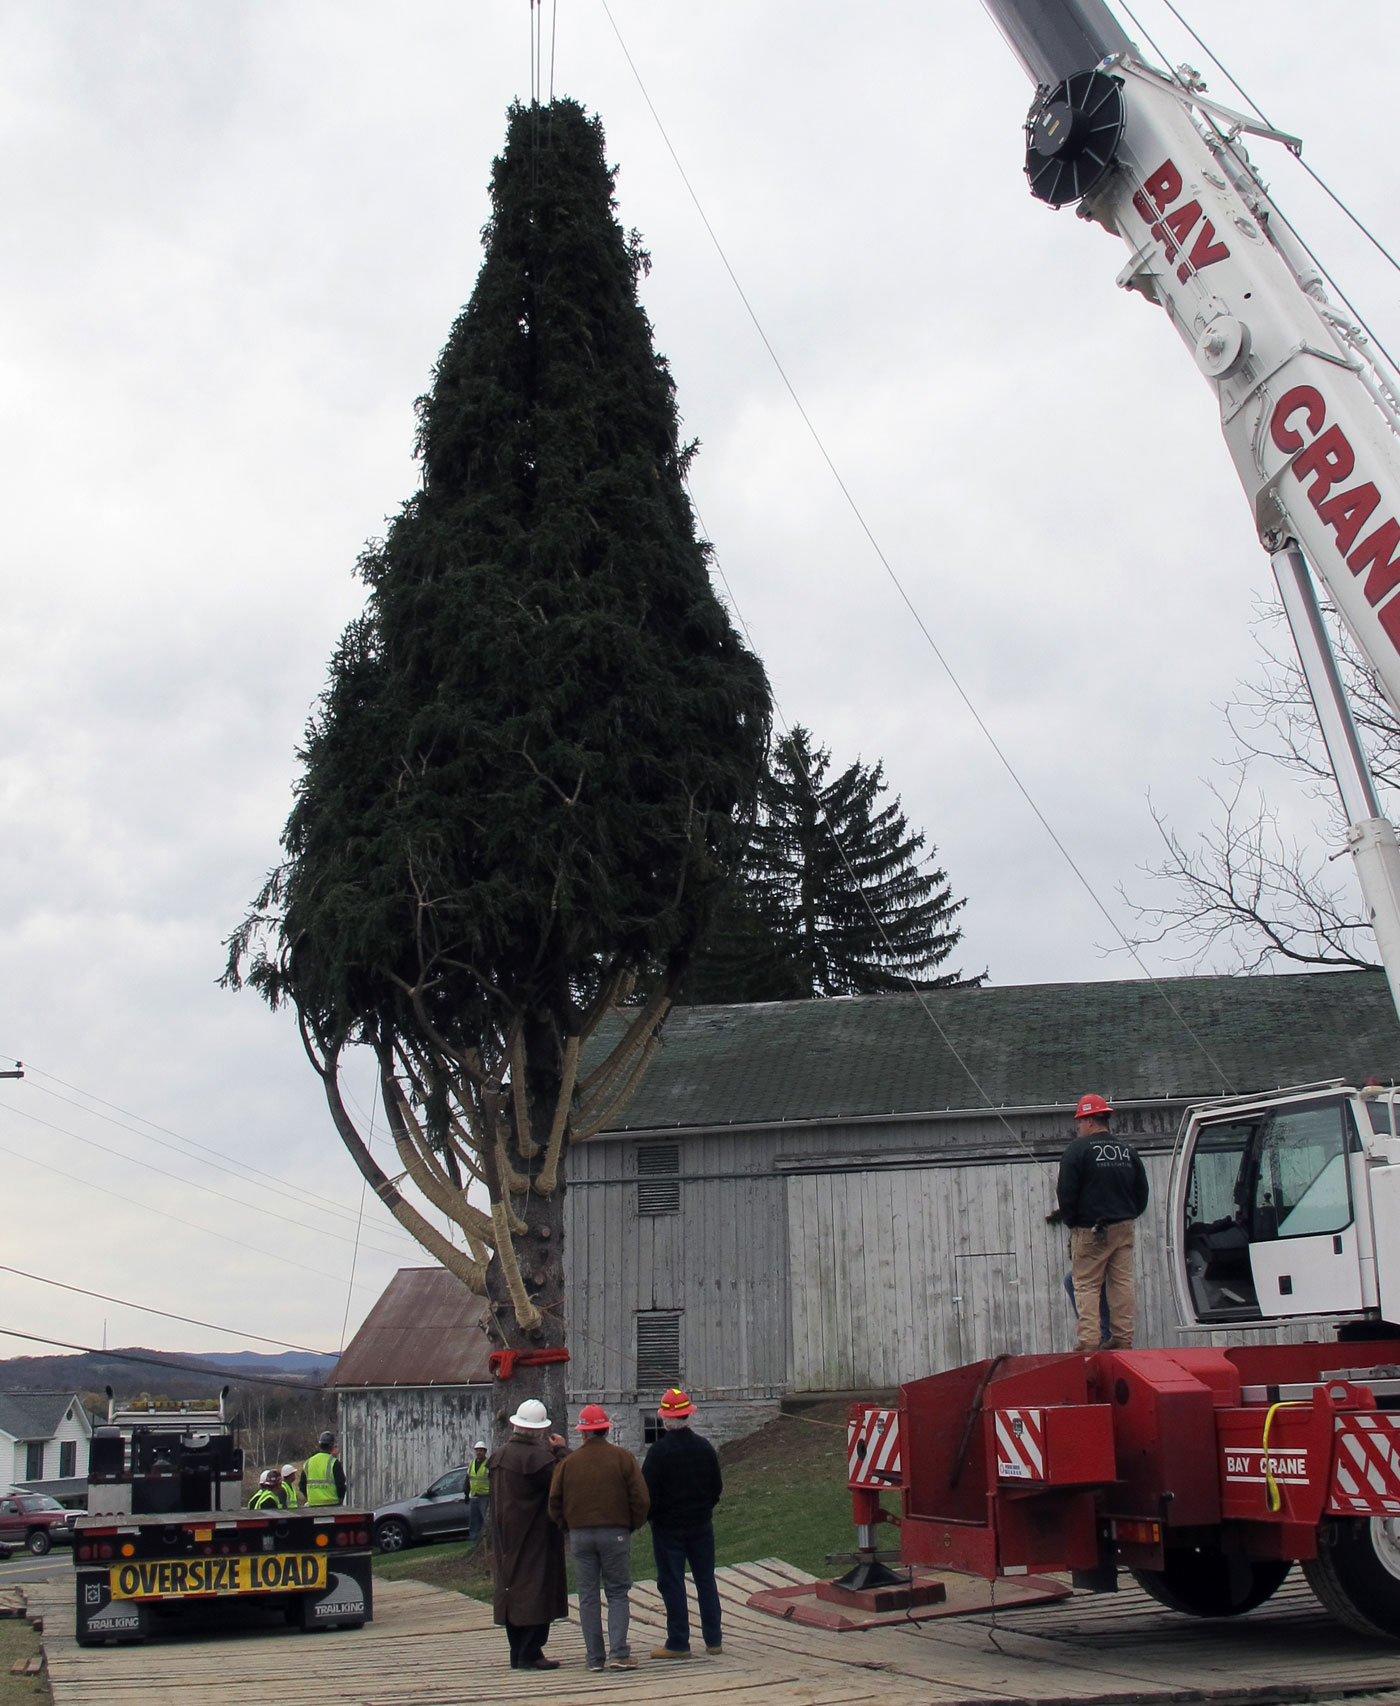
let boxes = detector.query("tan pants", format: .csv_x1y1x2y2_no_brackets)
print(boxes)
1070,1222,1136,1350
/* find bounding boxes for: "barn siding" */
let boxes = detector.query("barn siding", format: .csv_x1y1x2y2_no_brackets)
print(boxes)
335,1387,495,1509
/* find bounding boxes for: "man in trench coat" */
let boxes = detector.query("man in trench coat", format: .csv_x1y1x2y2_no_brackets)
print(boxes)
488,1397,569,1669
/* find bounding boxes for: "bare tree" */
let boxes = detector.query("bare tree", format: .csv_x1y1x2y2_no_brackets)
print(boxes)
1123,598,1400,973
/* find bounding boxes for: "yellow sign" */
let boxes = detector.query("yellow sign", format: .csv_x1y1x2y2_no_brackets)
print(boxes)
109,1553,329,1600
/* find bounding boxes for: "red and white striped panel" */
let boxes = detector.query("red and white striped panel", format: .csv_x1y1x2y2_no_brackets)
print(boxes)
847,1407,902,1489
1329,1412,1400,1515
993,1407,1046,1482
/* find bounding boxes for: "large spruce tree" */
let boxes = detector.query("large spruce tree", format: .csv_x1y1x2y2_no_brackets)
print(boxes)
685,727,973,1000
225,100,770,1424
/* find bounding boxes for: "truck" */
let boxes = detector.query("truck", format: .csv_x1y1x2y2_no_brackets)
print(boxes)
72,1389,373,1645
845,0,1400,1643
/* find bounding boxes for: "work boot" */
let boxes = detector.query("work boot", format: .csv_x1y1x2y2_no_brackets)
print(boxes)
651,1646,691,1659
609,1655,639,1669
706,1644,723,1654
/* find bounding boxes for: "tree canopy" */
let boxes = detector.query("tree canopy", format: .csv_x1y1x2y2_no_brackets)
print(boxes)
685,726,975,1001
225,98,771,1363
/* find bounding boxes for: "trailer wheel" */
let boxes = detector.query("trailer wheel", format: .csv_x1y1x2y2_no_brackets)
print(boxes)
1303,1517,1400,1640
1130,1550,1291,1617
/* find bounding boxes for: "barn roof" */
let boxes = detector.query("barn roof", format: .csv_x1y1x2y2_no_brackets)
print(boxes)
328,1268,493,1389
599,972,1400,1134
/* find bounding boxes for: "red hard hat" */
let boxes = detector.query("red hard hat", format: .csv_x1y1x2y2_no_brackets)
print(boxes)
575,1403,611,1433
1074,1093,1113,1120
658,1388,696,1419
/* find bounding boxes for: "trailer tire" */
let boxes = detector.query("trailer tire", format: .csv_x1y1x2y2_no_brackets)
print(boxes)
1303,1517,1400,1640
1129,1551,1290,1617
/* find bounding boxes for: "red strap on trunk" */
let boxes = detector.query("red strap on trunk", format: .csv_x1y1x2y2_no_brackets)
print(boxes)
489,1346,571,1381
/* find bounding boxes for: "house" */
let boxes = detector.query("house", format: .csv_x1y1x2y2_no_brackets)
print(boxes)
337,971,1400,1485
0,1393,92,1504
327,1266,495,1508
562,970,1400,1451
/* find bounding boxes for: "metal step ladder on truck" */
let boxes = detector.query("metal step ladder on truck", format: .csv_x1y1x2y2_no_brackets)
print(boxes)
73,1390,373,1645
845,0,1400,1643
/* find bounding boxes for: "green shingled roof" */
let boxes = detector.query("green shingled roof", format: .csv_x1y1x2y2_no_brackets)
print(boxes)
599,972,1400,1132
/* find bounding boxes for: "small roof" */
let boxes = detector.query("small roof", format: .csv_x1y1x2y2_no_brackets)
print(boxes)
597,972,1400,1133
0,1393,87,1443
328,1268,494,1389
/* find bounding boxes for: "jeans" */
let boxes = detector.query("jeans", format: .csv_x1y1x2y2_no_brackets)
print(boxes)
1070,1221,1136,1349
651,1522,721,1652
468,1494,489,1544
569,1527,633,1664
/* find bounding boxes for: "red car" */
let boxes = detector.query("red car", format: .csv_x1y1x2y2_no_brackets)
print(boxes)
0,1491,77,1555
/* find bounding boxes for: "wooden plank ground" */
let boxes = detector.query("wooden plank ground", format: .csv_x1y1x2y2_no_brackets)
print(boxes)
26,1560,1400,1706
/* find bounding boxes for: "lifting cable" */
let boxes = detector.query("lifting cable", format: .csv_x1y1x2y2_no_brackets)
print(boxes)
597,0,1237,1105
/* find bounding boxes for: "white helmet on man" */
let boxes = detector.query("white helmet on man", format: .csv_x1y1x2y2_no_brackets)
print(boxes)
507,1398,551,1430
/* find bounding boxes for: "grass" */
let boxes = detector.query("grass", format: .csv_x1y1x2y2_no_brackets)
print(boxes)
0,1617,49,1706
373,1399,888,1602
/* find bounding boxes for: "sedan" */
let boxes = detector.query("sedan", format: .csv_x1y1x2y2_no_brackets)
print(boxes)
0,1493,77,1555
373,1466,477,1553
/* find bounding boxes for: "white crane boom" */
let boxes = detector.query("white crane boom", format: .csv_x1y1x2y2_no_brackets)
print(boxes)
981,0,1400,1016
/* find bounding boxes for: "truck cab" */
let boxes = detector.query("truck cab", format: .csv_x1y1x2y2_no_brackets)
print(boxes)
1168,1082,1400,1332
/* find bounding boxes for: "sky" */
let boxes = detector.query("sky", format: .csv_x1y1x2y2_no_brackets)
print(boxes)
2,0,1398,1360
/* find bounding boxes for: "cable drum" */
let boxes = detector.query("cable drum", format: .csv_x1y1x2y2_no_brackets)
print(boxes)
1025,70,1126,207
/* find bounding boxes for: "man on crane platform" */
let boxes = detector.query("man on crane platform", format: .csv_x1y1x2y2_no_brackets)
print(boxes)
1056,1094,1149,1351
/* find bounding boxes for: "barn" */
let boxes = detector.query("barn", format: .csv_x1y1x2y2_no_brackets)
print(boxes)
563,970,1400,1452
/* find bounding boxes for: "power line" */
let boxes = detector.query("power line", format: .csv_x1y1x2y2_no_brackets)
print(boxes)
0,1262,333,1358
0,1325,331,1394
599,0,1235,1096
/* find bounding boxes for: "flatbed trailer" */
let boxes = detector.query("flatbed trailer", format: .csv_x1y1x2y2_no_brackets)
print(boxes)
72,1508,374,1644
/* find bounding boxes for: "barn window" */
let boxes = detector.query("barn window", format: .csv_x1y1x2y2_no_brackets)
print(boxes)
636,1142,681,1215
642,1415,665,1445
635,1312,682,1387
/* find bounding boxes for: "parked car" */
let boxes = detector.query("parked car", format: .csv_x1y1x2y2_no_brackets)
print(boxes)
0,1492,78,1555
373,1466,476,1552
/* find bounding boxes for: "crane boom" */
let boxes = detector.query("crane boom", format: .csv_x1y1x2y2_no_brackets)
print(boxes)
981,0,1400,1014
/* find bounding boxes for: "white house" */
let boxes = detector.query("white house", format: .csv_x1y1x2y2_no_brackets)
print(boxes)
0,1393,92,1498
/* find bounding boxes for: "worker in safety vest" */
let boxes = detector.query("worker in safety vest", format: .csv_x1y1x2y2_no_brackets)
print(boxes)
248,1469,283,1511
279,1463,301,1508
300,1431,347,1506
467,1440,491,1545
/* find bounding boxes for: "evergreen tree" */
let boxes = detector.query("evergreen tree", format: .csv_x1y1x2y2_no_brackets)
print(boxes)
687,727,973,999
225,100,771,1419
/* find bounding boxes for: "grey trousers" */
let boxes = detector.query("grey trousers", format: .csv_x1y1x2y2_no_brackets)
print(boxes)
569,1526,633,1664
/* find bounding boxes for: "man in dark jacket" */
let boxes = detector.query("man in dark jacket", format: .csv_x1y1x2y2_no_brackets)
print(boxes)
1057,1093,1150,1351
489,1398,569,1670
642,1388,724,1659
548,1404,649,1672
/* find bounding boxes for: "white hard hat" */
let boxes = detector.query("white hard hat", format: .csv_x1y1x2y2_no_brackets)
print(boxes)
259,1469,276,1485
507,1398,551,1430
281,1464,297,1477
474,1440,488,1450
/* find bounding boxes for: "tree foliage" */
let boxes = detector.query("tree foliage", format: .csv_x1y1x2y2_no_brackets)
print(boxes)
685,727,975,1000
225,99,770,1366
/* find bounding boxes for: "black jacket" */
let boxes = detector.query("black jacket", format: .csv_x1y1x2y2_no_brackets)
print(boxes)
641,1428,723,1531
1057,1131,1149,1229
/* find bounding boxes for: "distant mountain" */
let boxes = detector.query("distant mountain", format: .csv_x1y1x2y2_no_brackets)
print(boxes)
0,1346,337,1400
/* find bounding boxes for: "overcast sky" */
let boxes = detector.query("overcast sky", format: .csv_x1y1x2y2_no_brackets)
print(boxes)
2,0,1398,1360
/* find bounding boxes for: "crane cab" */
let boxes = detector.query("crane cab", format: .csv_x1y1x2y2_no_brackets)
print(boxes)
1167,1082,1400,1333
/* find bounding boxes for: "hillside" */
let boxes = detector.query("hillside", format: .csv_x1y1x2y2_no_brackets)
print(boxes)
0,1347,335,1401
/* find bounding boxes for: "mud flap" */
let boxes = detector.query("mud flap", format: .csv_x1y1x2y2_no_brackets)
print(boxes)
298,1553,373,1630
74,1569,149,1645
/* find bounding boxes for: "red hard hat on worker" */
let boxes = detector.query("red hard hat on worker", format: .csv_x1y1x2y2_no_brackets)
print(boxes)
657,1387,695,1419
575,1403,612,1433
1074,1093,1113,1120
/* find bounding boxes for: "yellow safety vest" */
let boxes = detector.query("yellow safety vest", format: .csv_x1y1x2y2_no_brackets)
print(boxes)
468,1460,490,1497
281,1480,299,1509
304,1451,340,1506
248,1486,281,1511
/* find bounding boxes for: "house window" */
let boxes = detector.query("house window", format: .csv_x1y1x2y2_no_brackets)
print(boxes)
636,1312,681,1388
636,1142,680,1215
24,1442,43,1481
59,1442,76,1480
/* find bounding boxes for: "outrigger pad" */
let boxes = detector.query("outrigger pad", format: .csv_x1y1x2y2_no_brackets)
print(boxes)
748,1569,1070,1631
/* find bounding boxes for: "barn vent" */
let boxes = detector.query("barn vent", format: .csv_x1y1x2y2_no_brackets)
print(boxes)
635,1312,681,1387
636,1142,681,1215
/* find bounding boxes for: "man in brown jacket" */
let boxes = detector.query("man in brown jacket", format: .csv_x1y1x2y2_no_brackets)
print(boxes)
489,1398,569,1670
548,1404,649,1672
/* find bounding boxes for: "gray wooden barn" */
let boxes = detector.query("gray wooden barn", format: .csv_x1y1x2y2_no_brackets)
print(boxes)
564,970,1400,1452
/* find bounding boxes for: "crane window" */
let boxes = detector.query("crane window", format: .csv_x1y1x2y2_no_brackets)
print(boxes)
1252,1102,1356,1241
1182,1118,1262,1321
